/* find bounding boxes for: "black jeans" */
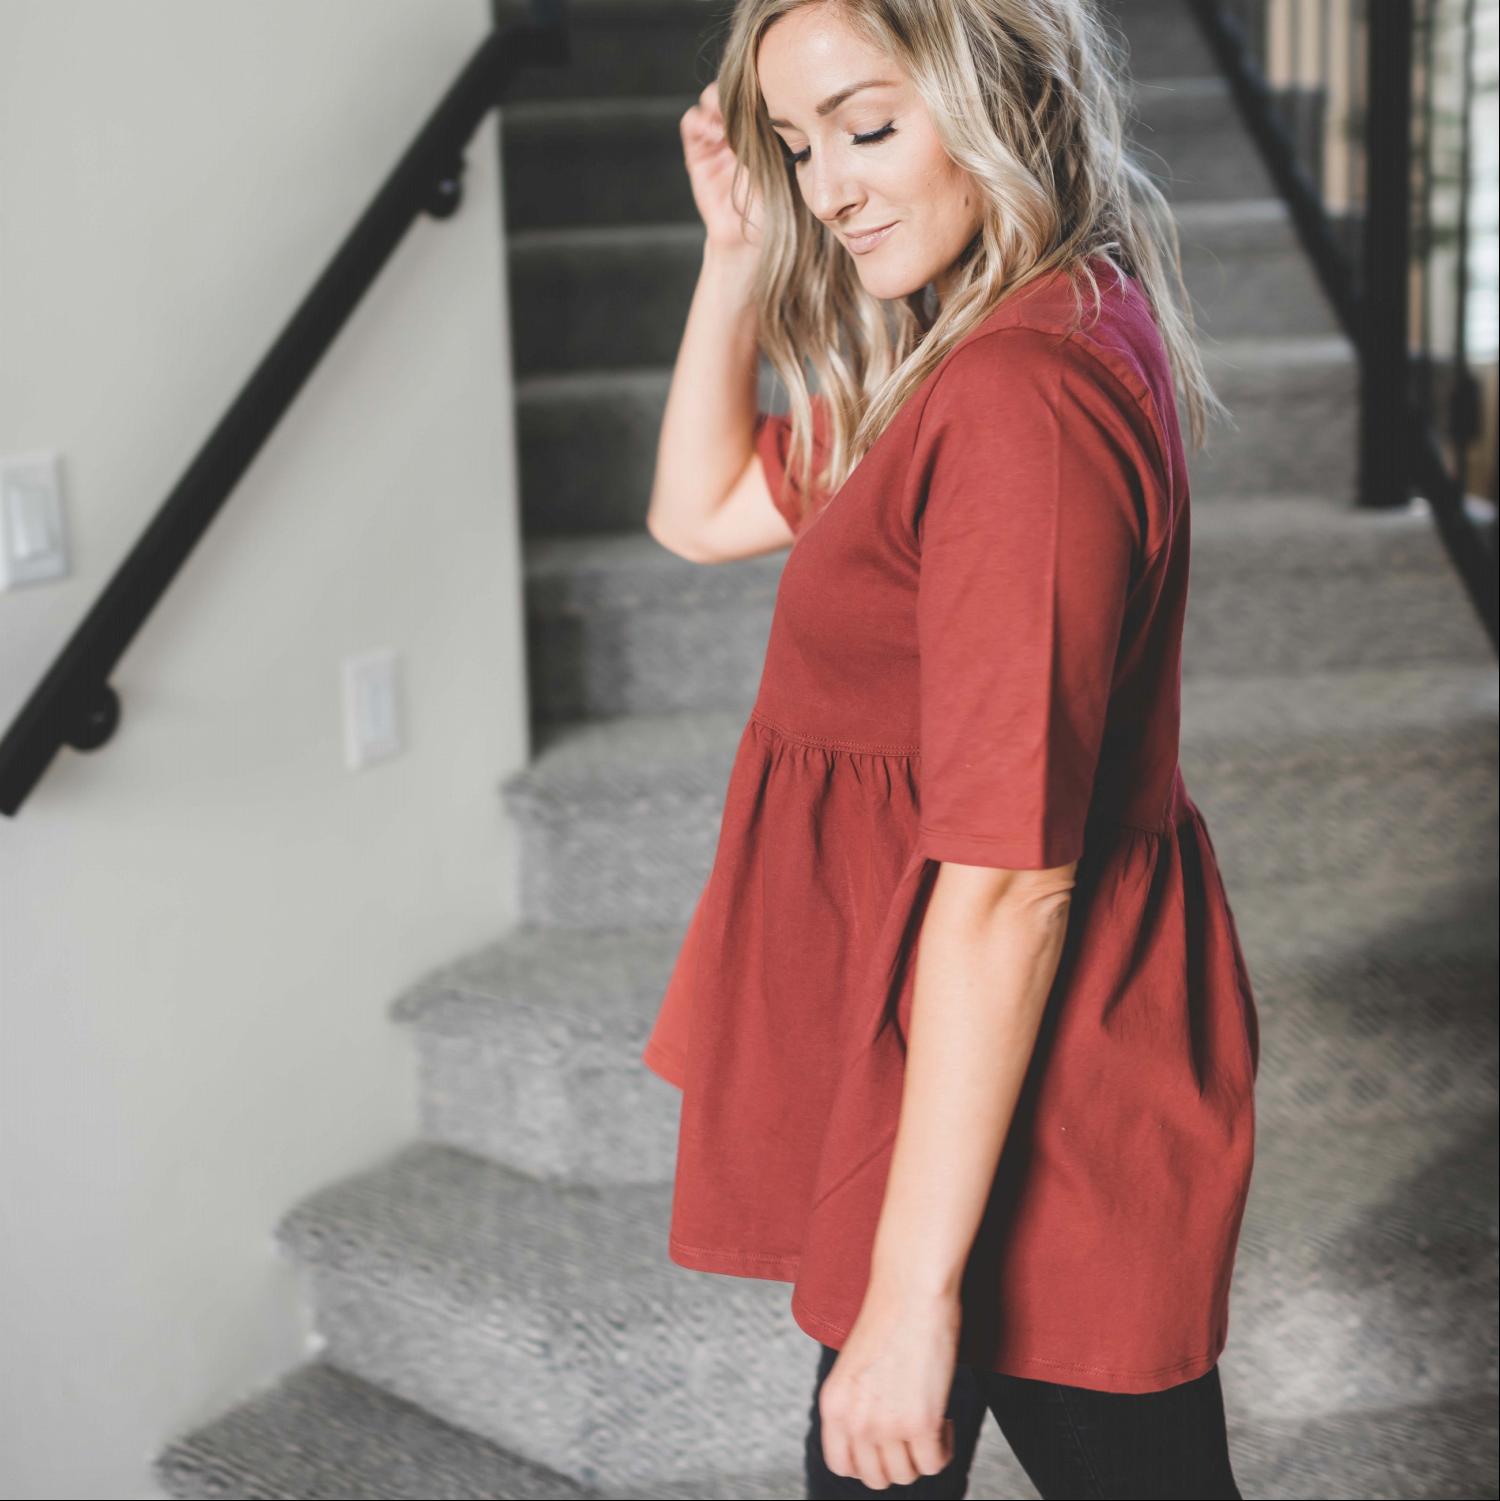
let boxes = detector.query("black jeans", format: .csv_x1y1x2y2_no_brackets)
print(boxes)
804,1341,1243,1500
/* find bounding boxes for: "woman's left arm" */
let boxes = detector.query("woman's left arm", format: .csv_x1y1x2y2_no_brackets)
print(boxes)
872,857,1077,1298
816,857,1077,1490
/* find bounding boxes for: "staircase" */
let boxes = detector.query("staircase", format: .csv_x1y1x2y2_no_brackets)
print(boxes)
154,4,1499,1497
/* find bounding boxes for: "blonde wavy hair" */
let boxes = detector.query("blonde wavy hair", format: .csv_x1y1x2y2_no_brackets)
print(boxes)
712,0,1234,522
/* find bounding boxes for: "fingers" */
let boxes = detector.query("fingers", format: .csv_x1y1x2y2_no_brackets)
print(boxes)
847,1436,893,1490
816,1348,957,1490
680,100,726,156
881,1439,923,1487
818,1401,855,1482
823,1436,941,1489
822,1418,952,1488
907,1416,955,1479
685,81,724,138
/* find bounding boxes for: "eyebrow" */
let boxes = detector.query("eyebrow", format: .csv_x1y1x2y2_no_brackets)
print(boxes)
766,78,898,129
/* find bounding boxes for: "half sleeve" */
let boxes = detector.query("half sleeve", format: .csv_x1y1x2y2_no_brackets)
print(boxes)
753,393,830,537
911,329,1147,870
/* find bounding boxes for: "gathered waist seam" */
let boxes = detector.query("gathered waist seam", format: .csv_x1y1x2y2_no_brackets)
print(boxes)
1091,769,1197,838
1086,804,1195,838
749,708,920,758
750,711,1198,839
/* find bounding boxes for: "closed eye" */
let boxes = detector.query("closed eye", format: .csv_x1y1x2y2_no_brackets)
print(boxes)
782,121,898,167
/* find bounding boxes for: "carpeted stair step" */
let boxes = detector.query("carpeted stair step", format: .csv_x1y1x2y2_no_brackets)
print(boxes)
153,1359,595,1499
976,1384,1500,1500
390,919,691,1185
499,78,1276,235
389,862,1495,1188
485,1,1272,120
272,1140,815,1488
1126,76,1281,202
522,493,1493,723
1098,0,1236,79
150,1345,1500,1499
1233,872,1498,1131
1223,1388,1500,1501
500,95,704,233
490,0,735,103
1189,335,1360,502
506,201,1333,377
1229,1105,1499,1425
1176,662,1497,895
480,0,1248,110
267,1104,1496,1491
499,661,1496,929
148,1314,1500,1500
502,698,743,930
515,336,1356,536
1177,494,1496,678
522,528,779,723
1175,198,1341,339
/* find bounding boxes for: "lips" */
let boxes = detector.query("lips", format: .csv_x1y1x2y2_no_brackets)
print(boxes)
845,221,897,254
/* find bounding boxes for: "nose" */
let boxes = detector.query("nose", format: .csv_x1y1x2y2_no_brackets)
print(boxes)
803,156,862,228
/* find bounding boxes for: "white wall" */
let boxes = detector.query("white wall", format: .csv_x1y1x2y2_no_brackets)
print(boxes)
0,3,526,1494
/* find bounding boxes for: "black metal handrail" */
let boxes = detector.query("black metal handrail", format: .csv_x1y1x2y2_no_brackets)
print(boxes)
0,4,569,817
1185,0,1498,650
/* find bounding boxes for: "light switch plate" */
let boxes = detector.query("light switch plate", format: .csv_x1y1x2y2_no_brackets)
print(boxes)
1,451,69,588
341,648,402,769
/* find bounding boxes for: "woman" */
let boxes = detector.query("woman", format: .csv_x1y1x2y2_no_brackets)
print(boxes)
640,2,1259,1497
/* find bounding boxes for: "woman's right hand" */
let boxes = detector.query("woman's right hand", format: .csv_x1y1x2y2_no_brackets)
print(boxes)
681,81,765,255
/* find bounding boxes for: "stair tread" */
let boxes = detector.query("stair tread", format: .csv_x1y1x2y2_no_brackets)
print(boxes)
393,864,1496,1026
275,1100,1496,1299
153,1358,595,1500
275,1139,678,1297
151,1358,1500,1500
526,525,744,571
1199,332,1355,367
515,331,1356,396
390,919,688,1030
393,858,1495,1146
497,74,1236,126
391,861,1497,1147
504,660,1496,807
1224,1388,1500,1501
510,194,1296,252
522,491,1474,584
510,219,705,253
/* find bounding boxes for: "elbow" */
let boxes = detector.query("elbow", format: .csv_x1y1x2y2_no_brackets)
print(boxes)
933,859,1078,927
645,511,711,564
1028,862,1079,914
1000,883,1075,935
1028,883,1075,933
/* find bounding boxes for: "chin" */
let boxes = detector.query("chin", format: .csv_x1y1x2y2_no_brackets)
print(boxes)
856,264,927,301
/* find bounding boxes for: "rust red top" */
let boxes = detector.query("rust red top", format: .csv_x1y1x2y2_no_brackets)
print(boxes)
642,256,1260,1394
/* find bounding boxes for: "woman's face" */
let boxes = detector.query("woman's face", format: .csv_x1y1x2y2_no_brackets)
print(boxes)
757,5,983,303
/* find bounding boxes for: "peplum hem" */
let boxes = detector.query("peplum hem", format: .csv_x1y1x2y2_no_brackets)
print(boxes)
641,1035,685,1090
788,1290,1228,1393
645,711,1258,1393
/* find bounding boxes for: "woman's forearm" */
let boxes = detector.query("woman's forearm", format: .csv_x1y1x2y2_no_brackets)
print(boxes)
867,862,1077,1304
644,243,762,549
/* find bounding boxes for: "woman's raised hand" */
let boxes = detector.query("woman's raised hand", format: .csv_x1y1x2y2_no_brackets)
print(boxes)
681,81,764,255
